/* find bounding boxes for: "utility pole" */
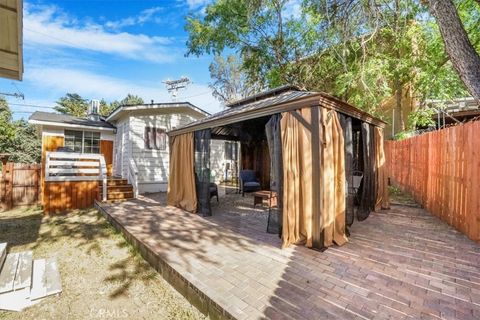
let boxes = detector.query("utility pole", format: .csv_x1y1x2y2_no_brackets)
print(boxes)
162,77,190,102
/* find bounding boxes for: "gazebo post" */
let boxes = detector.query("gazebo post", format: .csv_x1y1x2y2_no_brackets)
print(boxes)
311,107,324,251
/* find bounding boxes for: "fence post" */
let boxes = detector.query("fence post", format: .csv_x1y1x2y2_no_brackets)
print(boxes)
2,162,14,210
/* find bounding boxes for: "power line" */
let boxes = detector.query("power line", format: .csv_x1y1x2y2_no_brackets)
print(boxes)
8,103,55,110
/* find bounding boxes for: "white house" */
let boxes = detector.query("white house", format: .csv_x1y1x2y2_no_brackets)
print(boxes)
105,102,210,193
29,101,231,200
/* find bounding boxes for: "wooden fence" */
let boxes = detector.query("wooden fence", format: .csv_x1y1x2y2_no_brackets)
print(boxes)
385,120,480,242
1,163,41,210
43,152,107,214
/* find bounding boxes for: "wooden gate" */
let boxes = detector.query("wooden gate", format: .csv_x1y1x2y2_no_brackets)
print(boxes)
1,163,41,210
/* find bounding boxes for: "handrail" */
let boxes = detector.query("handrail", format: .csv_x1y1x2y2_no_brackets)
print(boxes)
128,158,139,198
45,152,107,202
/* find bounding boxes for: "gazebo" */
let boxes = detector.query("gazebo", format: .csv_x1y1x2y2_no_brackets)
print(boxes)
167,86,389,250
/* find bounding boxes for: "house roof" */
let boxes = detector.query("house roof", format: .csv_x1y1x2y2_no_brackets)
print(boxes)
169,87,386,136
0,0,23,80
106,101,210,122
29,111,116,131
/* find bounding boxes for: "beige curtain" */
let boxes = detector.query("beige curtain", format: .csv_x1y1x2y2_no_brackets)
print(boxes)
374,127,390,210
167,133,197,212
281,108,313,248
321,109,348,247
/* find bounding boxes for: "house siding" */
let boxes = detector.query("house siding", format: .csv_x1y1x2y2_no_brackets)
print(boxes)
210,140,226,183
130,113,197,193
113,118,130,178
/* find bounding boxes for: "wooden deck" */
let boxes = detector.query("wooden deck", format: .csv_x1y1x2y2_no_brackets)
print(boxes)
96,193,480,320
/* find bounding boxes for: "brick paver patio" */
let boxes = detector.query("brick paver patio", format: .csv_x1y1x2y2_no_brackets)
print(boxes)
97,193,480,320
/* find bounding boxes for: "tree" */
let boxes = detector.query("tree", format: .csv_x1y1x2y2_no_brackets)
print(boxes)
9,119,41,163
55,93,144,118
99,99,115,117
0,98,41,163
186,0,317,88
109,94,144,112
54,93,89,118
209,55,256,105
426,0,480,100
0,97,15,155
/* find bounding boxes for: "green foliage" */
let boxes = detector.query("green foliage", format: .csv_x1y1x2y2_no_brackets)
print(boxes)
407,107,436,129
0,98,41,163
0,97,16,155
9,119,41,163
55,93,144,118
394,131,413,140
185,0,480,119
186,0,317,88
99,99,115,117
209,55,256,104
54,93,89,118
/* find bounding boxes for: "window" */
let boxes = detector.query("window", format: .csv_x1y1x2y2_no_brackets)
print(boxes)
64,130,100,153
224,141,238,161
145,127,167,150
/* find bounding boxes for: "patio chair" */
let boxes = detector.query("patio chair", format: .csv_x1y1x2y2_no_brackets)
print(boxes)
239,169,261,196
209,182,219,202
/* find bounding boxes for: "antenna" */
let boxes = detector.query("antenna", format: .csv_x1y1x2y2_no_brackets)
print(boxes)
162,77,191,102
0,92,24,99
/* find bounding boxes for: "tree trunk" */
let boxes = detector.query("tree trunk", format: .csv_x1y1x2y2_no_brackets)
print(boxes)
427,0,480,101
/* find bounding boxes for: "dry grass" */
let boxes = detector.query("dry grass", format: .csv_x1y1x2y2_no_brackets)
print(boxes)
0,206,206,320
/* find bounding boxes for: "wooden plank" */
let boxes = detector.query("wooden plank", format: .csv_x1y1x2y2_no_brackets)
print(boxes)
30,259,46,300
45,257,62,295
0,253,19,293
48,168,99,174
30,257,62,301
45,176,101,182
48,161,99,167
48,152,103,160
0,243,6,270
13,251,32,290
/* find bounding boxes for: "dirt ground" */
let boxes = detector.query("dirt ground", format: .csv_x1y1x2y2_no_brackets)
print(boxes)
0,206,206,320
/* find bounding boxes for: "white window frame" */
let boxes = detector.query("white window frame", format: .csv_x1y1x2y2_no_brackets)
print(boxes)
64,129,101,154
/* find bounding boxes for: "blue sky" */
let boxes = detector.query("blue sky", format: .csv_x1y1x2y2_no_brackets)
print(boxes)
1,0,224,120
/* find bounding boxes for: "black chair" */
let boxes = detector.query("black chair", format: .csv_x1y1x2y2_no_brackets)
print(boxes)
239,169,261,196
209,182,219,202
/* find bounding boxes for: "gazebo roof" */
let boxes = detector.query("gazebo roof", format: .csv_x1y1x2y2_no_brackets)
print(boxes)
168,86,386,136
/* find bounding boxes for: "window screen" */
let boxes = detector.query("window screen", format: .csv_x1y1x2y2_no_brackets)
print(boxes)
224,142,238,161
83,131,100,153
64,130,100,153
145,127,167,150
65,130,83,152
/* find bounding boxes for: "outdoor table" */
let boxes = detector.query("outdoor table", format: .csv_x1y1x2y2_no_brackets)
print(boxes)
253,190,277,208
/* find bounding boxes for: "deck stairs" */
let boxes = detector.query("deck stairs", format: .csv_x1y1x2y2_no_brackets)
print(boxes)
0,243,62,312
99,177,135,202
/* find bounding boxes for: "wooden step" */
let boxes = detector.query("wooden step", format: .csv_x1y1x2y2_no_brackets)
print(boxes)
30,257,62,301
99,179,129,186
0,253,19,294
106,191,134,200
106,185,133,193
0,243,6,271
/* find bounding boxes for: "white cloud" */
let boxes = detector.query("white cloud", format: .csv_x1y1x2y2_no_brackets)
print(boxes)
26,67,222,114
284,0,303,20
186,0,213,10
24,4,176,63
105,7,163,30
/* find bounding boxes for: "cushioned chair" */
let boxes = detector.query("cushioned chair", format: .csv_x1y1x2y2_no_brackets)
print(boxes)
240,170,261,196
